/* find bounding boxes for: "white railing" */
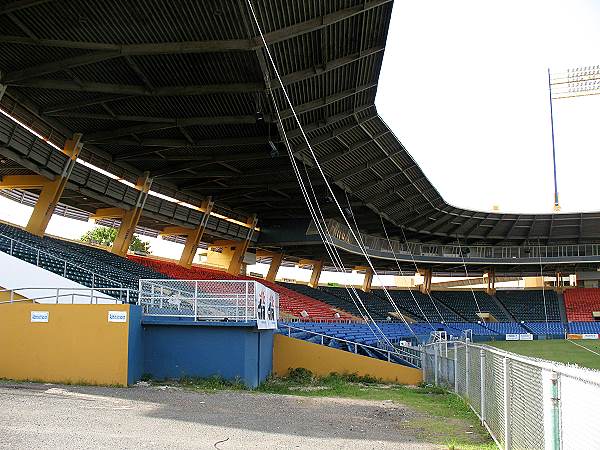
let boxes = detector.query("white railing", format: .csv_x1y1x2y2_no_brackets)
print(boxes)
423,340,600,449
138,279,279,327
0,287,134,304
0,232,123,289
280,324,422,368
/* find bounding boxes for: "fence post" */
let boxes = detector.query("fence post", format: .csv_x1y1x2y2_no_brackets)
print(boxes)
503,357,512,450
480,349,486,424
543,370,561,450
10,289,14,303
56,288,59,304
434,342,439,386
465,344,470,400
194,281,198,322
10,239,13,256
63,261,67,277
36,249,40,266
454,343,459,392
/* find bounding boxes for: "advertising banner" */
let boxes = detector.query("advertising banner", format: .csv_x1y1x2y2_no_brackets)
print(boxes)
255,282,278,330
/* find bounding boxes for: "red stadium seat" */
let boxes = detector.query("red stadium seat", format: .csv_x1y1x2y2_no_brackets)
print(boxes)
564,288,600,322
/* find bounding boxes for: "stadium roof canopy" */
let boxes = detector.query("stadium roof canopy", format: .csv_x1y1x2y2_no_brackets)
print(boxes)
2,0,600,272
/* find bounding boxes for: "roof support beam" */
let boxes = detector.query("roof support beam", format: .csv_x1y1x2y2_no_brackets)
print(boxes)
0,1,51,15
13,78,263,96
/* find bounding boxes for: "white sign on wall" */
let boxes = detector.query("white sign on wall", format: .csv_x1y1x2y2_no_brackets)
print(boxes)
582,334,599,340
506,334,520,341
519,333,534,341
108,311,127,323
31,311,49,323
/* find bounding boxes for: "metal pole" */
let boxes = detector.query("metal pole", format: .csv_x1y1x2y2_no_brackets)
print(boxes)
480,349,486,424
548,68,559,210
465,344,470,400
434,343,439,386
194,281,198,322
454,343,459,392
503,357,512,450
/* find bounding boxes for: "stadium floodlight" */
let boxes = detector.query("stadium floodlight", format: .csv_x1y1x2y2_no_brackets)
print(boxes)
547,65,600,212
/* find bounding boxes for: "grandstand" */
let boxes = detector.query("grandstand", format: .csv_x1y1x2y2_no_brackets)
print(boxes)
1,2,600,448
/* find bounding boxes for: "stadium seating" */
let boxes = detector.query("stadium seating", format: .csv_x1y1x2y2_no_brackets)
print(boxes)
568,322,600,334
432,291,512,322
0,222,167,296
279,283,371,319
495,290,561,322
564,288,600,321
130,256,359,321
483,322,527,335
372,289,466,322
522,322,566,335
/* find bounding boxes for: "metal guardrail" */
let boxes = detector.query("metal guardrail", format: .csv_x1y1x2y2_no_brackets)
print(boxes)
280,324,422,368
0,287,134,304
320,219,600,263
138,279,279,324
0,232,123,289
423,340,600,449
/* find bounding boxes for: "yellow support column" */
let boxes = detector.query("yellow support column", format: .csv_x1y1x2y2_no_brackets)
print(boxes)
485,268,496,295
419,268,432,294
265,252,284,282
308,259,323,288
25,134,83,236
361,267,374,292
226,214,258,276
112,172,152,257
179,197,214,268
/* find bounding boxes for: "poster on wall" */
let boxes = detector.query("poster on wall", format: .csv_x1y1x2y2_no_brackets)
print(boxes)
255,282,278,330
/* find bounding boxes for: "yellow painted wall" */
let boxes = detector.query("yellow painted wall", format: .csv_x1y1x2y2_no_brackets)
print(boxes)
273,334,422,385
0,303,130,386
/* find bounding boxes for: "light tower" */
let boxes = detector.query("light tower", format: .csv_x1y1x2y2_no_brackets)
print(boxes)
548,65,600,212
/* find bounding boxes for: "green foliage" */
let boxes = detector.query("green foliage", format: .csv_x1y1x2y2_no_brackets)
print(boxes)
80,226,151,254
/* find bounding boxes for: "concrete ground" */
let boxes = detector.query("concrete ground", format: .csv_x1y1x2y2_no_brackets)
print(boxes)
0,381,445,450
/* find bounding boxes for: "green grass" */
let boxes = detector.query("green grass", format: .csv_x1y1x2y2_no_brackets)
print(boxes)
162,369,494,449
486,339,600,370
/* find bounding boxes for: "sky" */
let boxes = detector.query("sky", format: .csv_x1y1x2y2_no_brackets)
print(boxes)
378,0,600,214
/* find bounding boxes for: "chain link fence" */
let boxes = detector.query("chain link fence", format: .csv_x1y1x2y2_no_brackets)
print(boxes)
423,340,600,449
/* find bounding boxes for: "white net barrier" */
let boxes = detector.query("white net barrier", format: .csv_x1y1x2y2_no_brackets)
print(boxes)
138,279,262,321
423,341,600,450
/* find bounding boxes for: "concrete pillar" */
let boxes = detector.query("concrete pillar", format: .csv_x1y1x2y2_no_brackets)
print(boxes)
419,268,432,294
308,259,323,288
24,134,83,236
179,197,214,268
361,267,374,293
112,172,152,257
226,214,258,276
486,267,496,295
265,252,283,282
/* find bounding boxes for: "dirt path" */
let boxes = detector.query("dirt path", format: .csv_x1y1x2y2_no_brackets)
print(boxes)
0,381,449,449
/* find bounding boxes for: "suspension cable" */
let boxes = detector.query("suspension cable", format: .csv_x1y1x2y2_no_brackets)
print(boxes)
398,227,446,323
455,236,483,315
246,0,417,342
378,214,436,330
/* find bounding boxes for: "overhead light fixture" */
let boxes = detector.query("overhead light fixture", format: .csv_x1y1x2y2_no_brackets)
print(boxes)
255,111,264,122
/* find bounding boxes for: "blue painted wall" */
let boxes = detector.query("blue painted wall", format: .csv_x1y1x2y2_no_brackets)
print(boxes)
142,321,274,388
127,305,144,385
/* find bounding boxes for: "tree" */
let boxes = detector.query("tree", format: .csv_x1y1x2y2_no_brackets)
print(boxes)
80,226,151,254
